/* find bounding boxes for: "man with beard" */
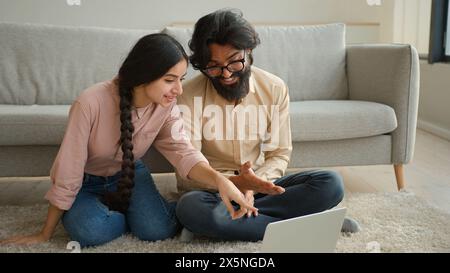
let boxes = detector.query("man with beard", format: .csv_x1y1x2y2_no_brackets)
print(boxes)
175,9,360,241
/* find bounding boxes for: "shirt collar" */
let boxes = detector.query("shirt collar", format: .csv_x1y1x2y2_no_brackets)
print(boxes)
248,71,256,94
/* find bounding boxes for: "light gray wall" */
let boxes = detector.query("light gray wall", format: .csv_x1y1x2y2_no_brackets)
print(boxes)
418,61,450,140
0,0,381,30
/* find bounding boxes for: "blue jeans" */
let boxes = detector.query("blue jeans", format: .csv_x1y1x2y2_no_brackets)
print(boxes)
176,170,344,241
62,160,179,247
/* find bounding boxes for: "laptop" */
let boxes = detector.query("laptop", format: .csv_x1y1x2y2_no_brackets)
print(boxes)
261,207,347,253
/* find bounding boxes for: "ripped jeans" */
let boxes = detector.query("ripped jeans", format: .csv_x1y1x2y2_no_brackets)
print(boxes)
62,160,179,247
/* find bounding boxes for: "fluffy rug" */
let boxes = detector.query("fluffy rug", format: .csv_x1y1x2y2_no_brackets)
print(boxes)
1,191,450,253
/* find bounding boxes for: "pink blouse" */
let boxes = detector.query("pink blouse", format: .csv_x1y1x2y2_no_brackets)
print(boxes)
45,80,207,210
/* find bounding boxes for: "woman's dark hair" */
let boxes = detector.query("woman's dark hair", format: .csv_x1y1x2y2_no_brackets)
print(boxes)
189,8,260,70
102,33,187,213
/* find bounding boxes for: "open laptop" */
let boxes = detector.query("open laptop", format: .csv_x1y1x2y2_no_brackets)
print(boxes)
261,207,347,253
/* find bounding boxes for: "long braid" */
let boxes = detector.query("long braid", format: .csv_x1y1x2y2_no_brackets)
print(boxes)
102,83,135,213
101,33,188,213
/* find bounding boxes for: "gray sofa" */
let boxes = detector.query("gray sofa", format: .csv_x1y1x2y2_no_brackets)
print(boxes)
0,22,419,190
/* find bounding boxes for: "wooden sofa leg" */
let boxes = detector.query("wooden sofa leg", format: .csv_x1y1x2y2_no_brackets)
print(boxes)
394,164,405,191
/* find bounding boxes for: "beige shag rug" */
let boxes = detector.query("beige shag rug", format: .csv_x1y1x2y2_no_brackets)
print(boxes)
1,191,450,253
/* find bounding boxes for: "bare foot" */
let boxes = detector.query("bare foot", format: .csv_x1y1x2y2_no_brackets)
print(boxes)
228,161,285,195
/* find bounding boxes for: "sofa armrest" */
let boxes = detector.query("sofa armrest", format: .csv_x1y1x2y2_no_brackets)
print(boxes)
346,44,420,164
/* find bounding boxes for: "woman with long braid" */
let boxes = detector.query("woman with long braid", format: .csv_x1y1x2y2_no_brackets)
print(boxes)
0,33,284,247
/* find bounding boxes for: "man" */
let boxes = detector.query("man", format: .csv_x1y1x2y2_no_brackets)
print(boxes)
176,9,359,241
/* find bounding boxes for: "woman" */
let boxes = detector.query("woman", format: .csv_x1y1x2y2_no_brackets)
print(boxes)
0,33,282,247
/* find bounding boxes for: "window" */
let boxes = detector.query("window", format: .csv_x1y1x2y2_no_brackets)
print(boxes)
429,0,449,63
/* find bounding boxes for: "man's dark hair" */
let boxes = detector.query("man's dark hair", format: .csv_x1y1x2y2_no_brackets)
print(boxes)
189,8,260,70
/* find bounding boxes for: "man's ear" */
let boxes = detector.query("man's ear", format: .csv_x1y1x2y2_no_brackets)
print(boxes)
247,49,254,65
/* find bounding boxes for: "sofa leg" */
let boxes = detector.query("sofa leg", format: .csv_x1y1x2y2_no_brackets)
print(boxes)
394,164,405,191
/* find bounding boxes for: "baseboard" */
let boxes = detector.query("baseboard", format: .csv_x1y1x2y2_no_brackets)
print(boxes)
417,119,450,141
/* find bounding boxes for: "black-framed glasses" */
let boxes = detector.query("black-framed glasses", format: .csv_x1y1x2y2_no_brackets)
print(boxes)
202,51,246,78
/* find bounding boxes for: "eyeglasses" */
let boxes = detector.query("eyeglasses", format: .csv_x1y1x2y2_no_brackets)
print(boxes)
202,51,246,78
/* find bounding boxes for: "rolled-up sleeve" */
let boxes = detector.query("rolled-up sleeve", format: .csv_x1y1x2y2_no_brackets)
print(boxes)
45,101,90,210
153,104,208,180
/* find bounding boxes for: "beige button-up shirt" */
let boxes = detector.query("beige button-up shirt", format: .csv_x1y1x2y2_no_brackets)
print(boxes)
176,66,292,192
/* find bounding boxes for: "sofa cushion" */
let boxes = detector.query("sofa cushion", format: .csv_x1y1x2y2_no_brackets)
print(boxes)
289,100,397,141
0,105,69,145
164,24,348,101
253,24,348,101
0,22,157,105
162,27,200,81
0,101,397,146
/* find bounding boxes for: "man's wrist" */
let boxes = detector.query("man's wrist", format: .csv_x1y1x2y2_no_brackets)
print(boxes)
253,171,267,182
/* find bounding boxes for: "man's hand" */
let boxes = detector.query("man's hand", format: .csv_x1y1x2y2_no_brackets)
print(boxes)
229,161,285,195
188,162,258,220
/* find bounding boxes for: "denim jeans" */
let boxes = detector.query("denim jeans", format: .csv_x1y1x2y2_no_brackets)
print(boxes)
62,160,179,247
176,170,344,241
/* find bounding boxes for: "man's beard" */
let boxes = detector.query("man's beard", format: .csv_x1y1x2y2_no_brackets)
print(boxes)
210,68,251,102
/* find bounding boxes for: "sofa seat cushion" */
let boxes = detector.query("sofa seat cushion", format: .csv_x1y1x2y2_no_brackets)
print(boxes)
289,100,397,141
0,101,397,145
0,105,70,145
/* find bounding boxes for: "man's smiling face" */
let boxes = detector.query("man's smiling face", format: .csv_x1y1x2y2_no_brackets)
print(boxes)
204,43,251,102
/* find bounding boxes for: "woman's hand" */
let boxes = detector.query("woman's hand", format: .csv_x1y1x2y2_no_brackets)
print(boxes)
1,203,63,246
0,232,50,245
243,190,258,218
229,161,285,195
215,175,258,220
188,161,259,219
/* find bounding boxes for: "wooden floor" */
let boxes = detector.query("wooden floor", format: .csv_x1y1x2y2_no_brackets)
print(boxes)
1,129,449,213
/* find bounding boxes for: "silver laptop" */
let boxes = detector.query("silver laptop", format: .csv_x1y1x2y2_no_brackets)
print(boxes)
261,207,347,253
